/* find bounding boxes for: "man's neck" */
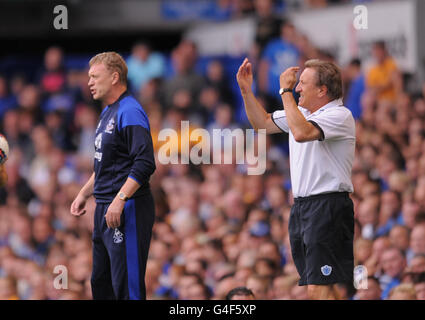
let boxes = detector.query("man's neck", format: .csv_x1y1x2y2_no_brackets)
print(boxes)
308,99,332,114
102,86,127,108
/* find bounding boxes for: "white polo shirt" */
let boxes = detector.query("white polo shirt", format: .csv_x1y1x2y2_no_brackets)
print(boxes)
272,98,355,198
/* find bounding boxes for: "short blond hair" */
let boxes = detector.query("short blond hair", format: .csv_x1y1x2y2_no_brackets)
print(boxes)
388,283,417,300
89,51,128,85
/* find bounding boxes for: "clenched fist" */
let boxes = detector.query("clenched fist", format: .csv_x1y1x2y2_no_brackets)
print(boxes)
279,66,300,90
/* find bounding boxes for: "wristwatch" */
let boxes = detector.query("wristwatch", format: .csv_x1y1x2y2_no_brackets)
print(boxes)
279,88,292,95
118,191,129,202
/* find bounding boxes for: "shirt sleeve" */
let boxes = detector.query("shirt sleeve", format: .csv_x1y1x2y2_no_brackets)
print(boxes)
117,104,156,184
271,110,289,133
309,107,355,141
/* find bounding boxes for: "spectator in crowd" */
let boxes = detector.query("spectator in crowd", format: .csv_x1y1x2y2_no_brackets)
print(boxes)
408,254,425,274
37,46,66,96
0,74,18,121
388,283,417,300
413,272,425,300
161,40,206,110
344,58,365,120
246,274,270,299
253,0,282,57
410,224,425,259
354,276,382,300
389,225,410,254
185,282,211,300
213,273,241,300
354,237,373,265
271,274,298,299
17,84,43,125
375,190,402,237
126,41,166,94
379,247,407,299
0,276,19,300
366,41,402,103
356,196,380,240
205,60,234,105
38,47,76,129
258,20,300,100
226,286,256,300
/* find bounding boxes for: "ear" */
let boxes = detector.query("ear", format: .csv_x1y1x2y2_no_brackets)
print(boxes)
111,72,120,86
318,85,327,98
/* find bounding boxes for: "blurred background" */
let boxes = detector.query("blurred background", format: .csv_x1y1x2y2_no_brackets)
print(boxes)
1,0,425,300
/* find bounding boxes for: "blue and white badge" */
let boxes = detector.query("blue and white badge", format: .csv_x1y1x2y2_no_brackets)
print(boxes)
105,118,115,134
321,265,332,276
113,228,124,244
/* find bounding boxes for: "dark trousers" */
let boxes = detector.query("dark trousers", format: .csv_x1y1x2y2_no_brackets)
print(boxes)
289,192,354,286
91,193,155,300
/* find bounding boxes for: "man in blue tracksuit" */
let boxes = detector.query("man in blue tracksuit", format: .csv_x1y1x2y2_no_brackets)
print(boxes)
70,52,156,300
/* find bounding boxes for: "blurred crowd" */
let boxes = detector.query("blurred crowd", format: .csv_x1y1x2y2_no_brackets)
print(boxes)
1,0,425,300
161,0,381,22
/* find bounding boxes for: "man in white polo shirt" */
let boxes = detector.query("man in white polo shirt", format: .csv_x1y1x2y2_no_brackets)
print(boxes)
236,58,355,300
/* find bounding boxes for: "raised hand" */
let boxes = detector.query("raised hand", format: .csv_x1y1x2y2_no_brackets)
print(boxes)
279,66,300,90
236,58,253,94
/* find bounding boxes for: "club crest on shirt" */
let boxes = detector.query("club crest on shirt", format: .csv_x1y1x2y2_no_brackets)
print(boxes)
113,228,124,244
94,133,103,162
321,265,332,276
95,133,102,150
105,118,115,134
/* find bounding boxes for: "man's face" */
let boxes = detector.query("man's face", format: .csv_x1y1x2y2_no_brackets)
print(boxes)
389,227,409,250
415,282,425,300
357,280,381,300
88,63,114,101
177,275,198,299
186,284,207,300
410,256,425,273
411,226,425,255
246,279,267,299
295,68,323,110
381,249,406,278
372,45,386,63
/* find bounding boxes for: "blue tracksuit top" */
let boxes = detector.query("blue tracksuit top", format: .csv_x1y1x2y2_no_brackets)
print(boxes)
93,91,155,203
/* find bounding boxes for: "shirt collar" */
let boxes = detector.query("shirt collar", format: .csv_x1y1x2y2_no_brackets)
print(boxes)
303,98,343,116
109,90,130,108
